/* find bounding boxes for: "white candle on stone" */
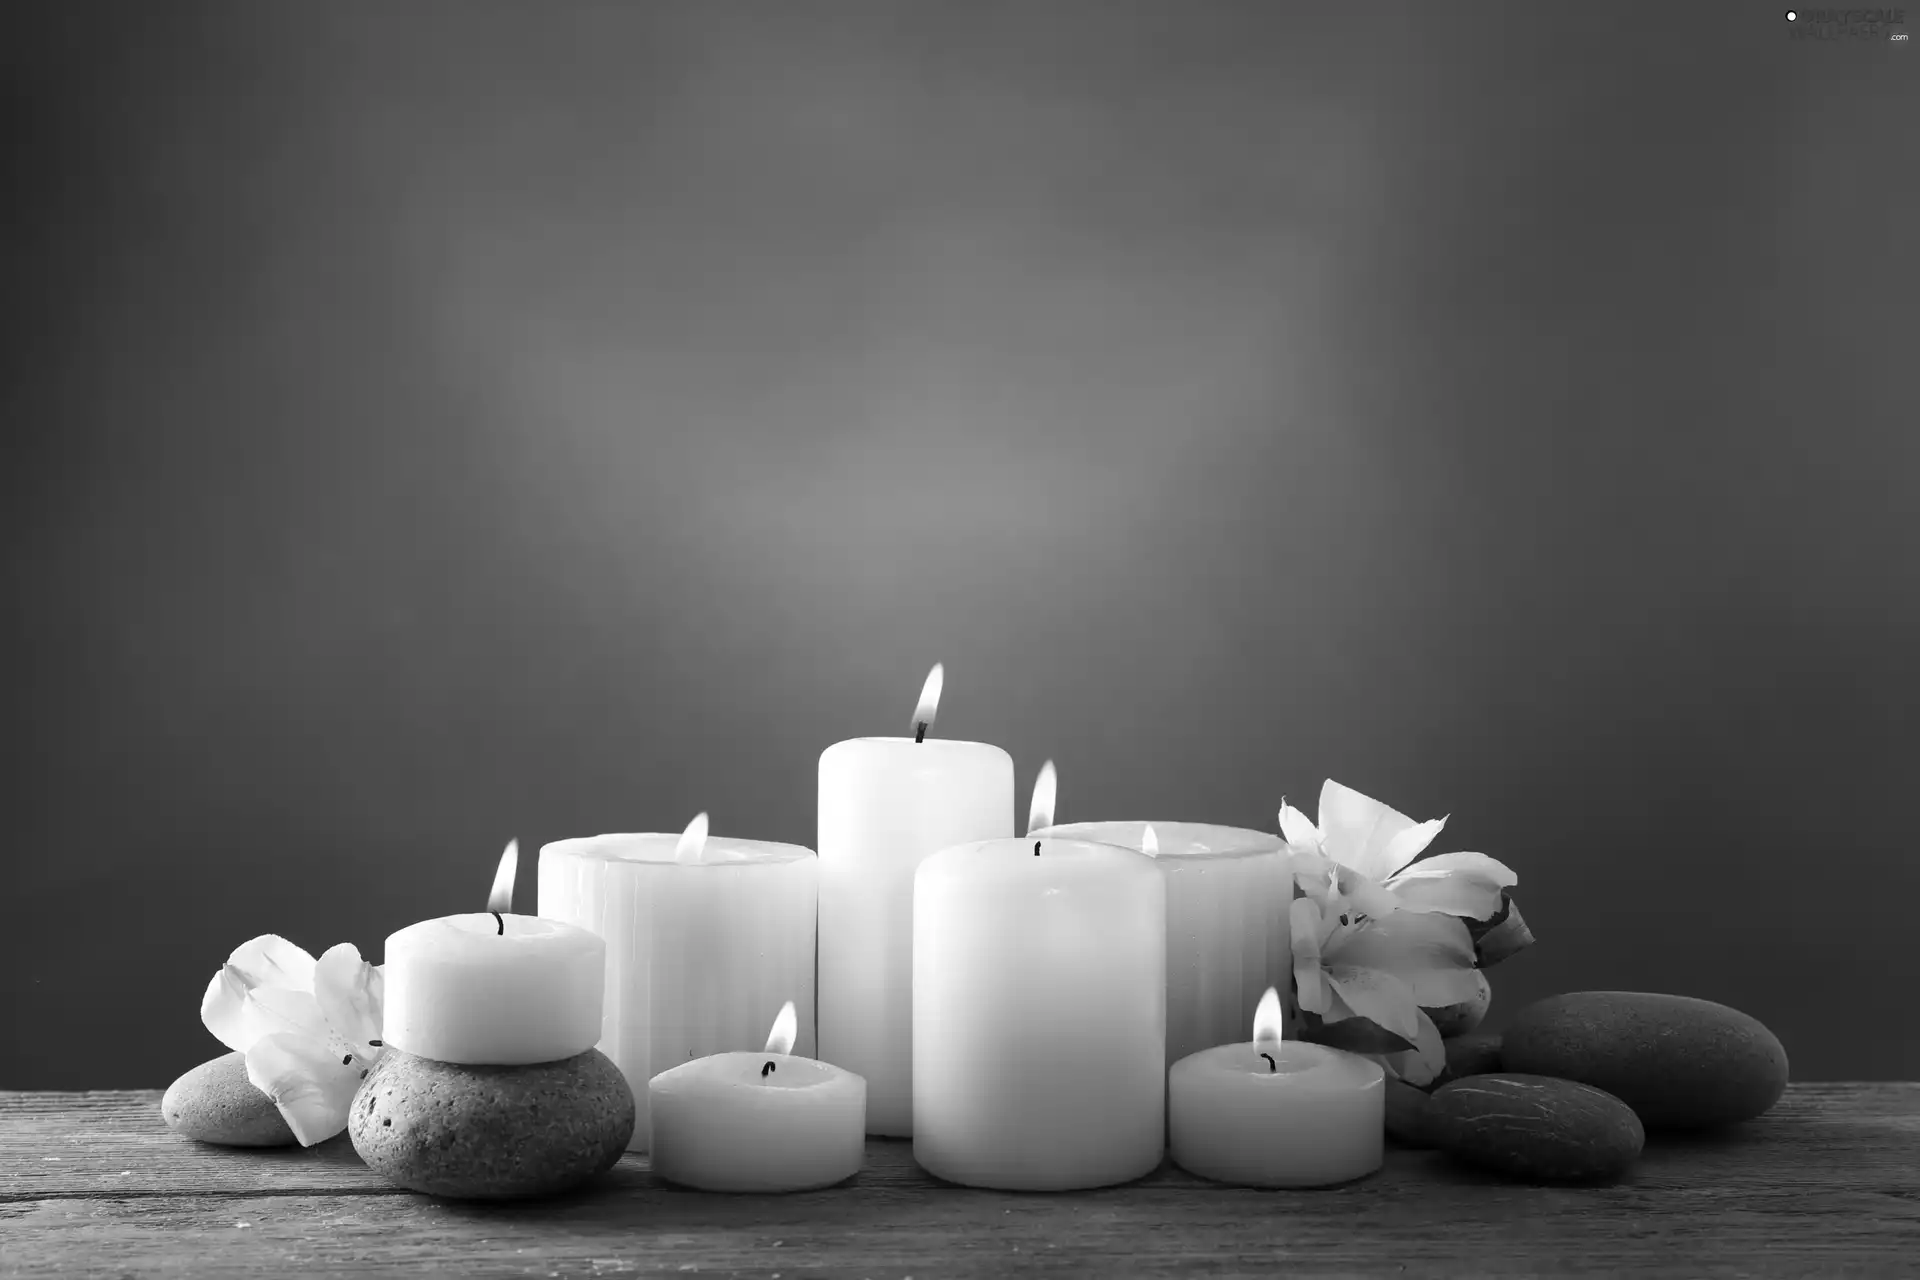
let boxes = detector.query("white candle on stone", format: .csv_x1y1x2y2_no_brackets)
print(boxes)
1032,819,1293,1067
648,1000,867,1193
817,664,1014,1136
382,841,607,1066
538,814,818,1151
1168,988,1385,1188
912,782,1166,1190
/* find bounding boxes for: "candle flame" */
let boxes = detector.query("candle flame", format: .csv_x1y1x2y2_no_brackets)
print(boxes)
1141,825,1160,857
1252,987,1285,1047
764,1000,798,1056
486,840,518,914
911,663,944,736
1026,760,1057,835
674,812,710,866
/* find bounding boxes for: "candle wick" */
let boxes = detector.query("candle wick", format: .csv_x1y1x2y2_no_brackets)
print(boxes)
1260,1052,1276,1073
1033,840,1040,856
761,1061,777,1078
491,911,504,936
915,722,927,743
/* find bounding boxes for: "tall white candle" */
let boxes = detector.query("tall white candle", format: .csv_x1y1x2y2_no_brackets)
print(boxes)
649,1001,867,1193
817,664,1014,1136
1033,820,1293,1066
382,842,607,1065
537,817,818,1152
912,834,1166,1190
1168,988,1385,1188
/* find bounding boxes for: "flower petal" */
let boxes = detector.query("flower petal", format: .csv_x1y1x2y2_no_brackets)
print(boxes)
245,1030,365,1146
1317,780,1428,882
225,935,318,993
199,936,321,1053
1377,816,1448,880
1324,963,1422,1045
1332,867,1404,922
1289,897,1330,1015
1390,851,1518,892
1383,870,1510,920
1333,913,1484,1009
1376,1009,1447,1087
1278,801,1321,851
314,944,384,1063
1468,893,1536,967
202,975,327,1054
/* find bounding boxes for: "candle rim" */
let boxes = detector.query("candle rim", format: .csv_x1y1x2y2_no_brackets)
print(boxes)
1170,1039,1386,1084
541,832,815,865
649,1049,859,1095
823,735,1010,753
1034,820,1286,859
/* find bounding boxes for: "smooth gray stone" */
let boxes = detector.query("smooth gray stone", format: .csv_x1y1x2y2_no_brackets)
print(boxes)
161,1052,296,1147
1501,991,1789,1130
1430,1073,1644,1183
349,1048,634,1200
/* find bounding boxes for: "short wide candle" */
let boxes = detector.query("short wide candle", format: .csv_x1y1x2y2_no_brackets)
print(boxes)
649,1005,866,1193
381,914,606,1066
538,831,818,1151
1034,821,1293,1067
912,836,1166,1191
1168,998,1385,1188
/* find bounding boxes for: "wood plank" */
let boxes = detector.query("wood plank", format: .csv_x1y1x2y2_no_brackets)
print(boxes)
2,1085,1916,1279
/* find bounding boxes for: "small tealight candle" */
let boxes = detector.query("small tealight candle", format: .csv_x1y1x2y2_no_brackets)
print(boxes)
382,842,607,1066
649,1001,867,1193
1168,988,1385,1188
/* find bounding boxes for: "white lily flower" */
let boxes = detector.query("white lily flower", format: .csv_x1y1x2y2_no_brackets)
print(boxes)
1281,780,1517,922
1288,891,1465,1086
198,935,384,1146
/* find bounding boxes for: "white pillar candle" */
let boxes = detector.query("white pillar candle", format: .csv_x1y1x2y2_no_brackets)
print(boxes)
1168,989,1385,1188
537,818,818,1152
648,1001,867,1193
818,664,1014,1136
1033,820,1293,1067
382,842,607,1065
912,834,1166,1190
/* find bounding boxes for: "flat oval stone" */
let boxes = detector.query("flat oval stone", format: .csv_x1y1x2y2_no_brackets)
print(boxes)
1433,1031,1503,1088
1384,1078,1436,1147
1501,991,1789,1130
350,1048,634,1199
162,1052,295,1147
1430,1073,1643,1183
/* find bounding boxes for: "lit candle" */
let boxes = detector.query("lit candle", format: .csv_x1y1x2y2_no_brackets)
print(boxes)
538,813,818,1152
912,773,1166,1190
1032,817,1293,1067
1168,988,1385,1188
818,663,1014,1136
382,841,607,1065
648,1000,867,1193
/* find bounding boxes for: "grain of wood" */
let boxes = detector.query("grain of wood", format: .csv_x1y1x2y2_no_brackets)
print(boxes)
2,1084,1915,1278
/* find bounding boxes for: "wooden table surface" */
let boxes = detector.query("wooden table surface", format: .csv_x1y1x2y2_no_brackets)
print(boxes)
2,1084,1915,1278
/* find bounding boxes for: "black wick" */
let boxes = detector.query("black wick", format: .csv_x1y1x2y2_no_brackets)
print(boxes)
1033,840,1041,856
761,1061,777,1078
1260,1052,1276,1073
491,911,505,935
915,721,927,743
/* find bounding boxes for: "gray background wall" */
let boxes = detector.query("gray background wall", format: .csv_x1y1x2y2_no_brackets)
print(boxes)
6,1,1916,1088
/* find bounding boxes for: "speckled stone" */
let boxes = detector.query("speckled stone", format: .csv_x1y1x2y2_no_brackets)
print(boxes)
161,1052,296,1147
1429,1073,1644,1183
1501,991,1789,1130
349,1048,634,1200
